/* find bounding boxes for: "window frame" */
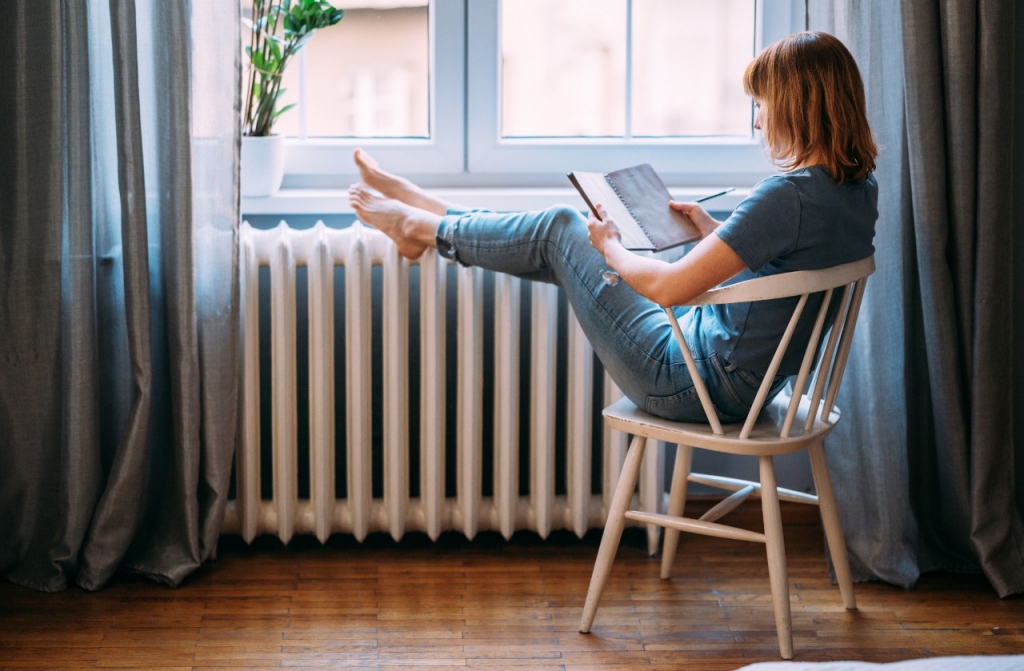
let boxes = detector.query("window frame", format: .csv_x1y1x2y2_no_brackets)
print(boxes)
277,0,804,190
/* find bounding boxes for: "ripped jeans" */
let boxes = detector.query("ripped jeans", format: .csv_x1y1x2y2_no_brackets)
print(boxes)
437,205,783,423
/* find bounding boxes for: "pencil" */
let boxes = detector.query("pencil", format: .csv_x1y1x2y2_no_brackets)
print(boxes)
695,187,736,203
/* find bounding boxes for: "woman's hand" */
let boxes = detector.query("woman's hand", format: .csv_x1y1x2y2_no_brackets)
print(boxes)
669,201,720,239
584,200,744,306
586,204,623,257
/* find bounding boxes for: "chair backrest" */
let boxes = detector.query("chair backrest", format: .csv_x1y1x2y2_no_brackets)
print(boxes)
665,256,874,438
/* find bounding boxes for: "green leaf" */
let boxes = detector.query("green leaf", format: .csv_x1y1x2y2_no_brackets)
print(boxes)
272,103,297,119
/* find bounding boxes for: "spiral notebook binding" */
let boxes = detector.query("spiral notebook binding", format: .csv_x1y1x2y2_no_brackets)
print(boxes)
606,176,657,247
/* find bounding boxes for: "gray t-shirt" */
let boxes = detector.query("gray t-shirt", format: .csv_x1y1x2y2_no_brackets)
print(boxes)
697,166,878,375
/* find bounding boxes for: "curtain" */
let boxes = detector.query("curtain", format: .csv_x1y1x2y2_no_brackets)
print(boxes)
0,0,240,591
810,1,1024,597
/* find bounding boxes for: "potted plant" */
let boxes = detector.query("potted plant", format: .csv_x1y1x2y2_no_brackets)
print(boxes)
242,0,344,197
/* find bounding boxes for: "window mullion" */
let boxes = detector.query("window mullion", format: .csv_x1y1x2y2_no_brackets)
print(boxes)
625,0,633,140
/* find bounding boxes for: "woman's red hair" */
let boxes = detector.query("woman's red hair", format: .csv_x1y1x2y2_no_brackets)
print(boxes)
743,31,877,183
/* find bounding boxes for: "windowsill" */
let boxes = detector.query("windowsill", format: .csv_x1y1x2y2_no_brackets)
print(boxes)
242,186,749,215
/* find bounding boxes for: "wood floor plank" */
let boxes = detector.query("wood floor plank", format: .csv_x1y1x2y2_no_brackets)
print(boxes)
1,515,1023,669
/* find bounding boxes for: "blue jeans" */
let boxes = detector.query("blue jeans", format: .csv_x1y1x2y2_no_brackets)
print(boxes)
437,205,780,423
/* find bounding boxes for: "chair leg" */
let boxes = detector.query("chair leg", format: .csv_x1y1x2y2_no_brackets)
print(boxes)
642,440,664,556
579,435,648,633
759,455,793,660
809,441,856,609
660,443,693,579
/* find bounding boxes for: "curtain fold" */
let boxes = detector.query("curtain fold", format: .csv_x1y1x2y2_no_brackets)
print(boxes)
0,1,67,589
813,0,1024,597
0,0,239,592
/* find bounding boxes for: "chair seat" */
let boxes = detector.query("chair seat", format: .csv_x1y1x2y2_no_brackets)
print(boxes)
602,392,841,456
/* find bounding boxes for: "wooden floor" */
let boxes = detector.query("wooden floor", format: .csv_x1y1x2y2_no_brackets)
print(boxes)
2,504,1022,670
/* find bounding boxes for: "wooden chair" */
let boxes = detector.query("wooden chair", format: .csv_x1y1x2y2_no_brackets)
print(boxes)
579,256,874,659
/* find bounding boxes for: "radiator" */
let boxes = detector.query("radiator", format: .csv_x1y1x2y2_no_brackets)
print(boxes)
223,220,666,552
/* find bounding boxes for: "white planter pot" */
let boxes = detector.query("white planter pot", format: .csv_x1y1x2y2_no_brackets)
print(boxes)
241,134,285,197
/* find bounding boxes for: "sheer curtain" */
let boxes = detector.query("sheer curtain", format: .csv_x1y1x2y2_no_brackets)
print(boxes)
809,1,1024,597
0,0,240,591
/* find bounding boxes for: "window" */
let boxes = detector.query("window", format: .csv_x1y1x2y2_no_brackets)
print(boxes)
267,0,803,189
273,1,430,138
499,0,754,139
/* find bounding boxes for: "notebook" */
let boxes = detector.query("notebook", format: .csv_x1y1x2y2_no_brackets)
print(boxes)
568,163,702,252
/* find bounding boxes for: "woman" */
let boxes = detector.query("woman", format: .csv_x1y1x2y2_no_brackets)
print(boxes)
348,31,878,423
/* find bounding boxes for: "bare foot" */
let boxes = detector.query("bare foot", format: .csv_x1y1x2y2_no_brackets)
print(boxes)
353,148,452,216
349,184,436,260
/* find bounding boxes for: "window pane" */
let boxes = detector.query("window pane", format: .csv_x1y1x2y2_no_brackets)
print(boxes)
241,1,429,138
501,0,627,138
631,0,754,137
304,1,429,137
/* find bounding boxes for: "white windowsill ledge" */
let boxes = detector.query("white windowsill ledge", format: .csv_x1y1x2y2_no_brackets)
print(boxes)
242,187,749,215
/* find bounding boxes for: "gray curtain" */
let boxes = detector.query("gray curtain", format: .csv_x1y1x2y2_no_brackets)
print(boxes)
810,1,1024,597
0,0,240,591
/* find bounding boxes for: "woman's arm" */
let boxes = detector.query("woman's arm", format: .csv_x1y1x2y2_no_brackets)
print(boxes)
588,203,747,307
